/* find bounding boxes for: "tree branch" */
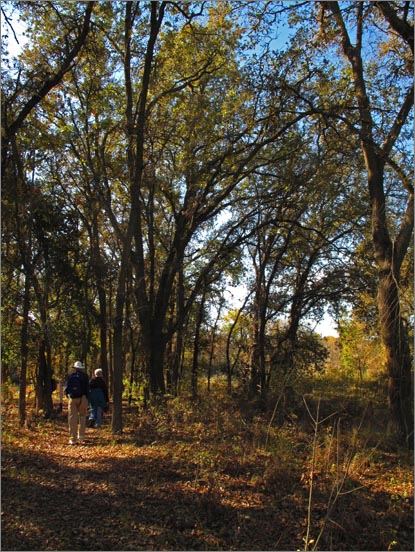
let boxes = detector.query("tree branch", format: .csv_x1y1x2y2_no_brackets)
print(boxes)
375,1,414,54
1,7,20,44
381,84,414,159
393,194,414,276
6,1,95,138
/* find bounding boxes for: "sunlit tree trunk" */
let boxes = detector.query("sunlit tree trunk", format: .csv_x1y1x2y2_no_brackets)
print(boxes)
327,1,414,446
368,157,414,444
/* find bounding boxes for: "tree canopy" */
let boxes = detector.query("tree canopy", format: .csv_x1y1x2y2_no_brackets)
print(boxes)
1,1,413,443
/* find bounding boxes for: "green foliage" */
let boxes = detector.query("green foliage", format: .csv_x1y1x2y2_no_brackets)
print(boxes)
1,1,412,437
1,378,15,403
338,314,386,382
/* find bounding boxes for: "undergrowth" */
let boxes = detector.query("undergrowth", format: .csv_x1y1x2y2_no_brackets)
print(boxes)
1,378,413,551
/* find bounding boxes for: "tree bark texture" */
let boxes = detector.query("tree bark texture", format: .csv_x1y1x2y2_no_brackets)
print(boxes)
327,1,414,446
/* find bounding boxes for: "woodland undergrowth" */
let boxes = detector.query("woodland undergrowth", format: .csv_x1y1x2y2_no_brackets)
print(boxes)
1,378,413,551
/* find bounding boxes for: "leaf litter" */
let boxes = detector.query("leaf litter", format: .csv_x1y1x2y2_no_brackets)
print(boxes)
1,397,413,551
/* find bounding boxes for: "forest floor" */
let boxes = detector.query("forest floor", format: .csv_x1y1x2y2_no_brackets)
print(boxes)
1,382,414,551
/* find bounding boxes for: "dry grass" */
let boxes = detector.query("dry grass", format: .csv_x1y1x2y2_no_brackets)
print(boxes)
1,381,413,551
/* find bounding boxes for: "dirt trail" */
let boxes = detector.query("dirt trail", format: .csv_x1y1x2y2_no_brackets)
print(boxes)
2,406,413,551
2,416,289,551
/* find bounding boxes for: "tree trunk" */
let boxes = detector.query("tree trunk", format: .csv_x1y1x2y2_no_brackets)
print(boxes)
207,301,223,394
18,272,31,427
31,273,54,417
92,218,109,383
144,324,166,396
250,286,267,397
168,333,183,396
112,310,124,433
98,287,109,381
167,266,185,395
111,233,138,431
123,1,167,406
192,294,206,399
126,296,139,405
367,140,413,447
127,353,136,407
259,313,267,397
111,2,166,431
111,247,132,433
249,323,260,397
36,340,53,418
376,227,413,445
108,280,114,397
326,0,414,447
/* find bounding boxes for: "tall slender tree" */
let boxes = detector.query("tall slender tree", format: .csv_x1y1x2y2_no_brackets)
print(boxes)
1,1,95,424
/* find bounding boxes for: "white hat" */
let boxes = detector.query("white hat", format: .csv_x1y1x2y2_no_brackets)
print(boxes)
94,369,103,377
73,361,85,370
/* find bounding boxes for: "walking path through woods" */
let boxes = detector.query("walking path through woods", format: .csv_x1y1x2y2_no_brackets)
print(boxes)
2,391,414,551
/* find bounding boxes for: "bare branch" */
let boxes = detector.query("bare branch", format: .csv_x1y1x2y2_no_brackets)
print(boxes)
1,7,20,44
381,84,414,159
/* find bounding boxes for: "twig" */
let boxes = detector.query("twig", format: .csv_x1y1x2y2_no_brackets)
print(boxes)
304,397,320,551
265,367,295,450
311,403,370,551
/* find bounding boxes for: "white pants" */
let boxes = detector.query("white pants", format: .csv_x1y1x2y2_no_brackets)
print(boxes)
68,396,88,440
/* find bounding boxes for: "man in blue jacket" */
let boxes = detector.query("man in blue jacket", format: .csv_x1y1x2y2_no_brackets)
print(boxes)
64,361,90,445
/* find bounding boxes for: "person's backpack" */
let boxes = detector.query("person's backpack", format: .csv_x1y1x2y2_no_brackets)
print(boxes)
65,372,83,398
